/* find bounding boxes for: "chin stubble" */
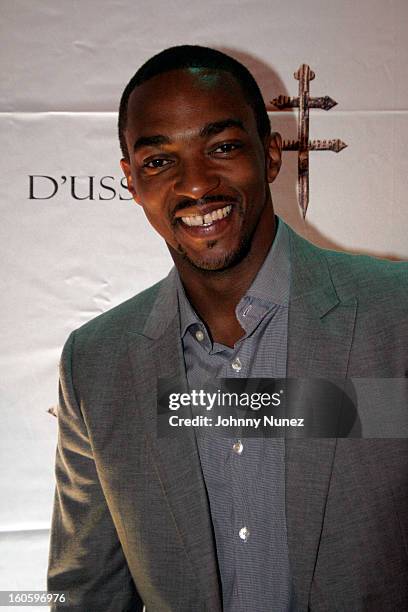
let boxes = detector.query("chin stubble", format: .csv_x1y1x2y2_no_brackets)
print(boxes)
177,198,264,273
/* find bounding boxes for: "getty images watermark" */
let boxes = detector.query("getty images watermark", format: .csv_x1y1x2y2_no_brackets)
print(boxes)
157,378,408,438
166,388,303,430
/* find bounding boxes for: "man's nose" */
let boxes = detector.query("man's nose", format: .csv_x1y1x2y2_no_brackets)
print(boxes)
173,160,220,199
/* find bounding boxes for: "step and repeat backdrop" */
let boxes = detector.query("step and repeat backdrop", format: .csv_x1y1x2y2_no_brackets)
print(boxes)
1,0,407,600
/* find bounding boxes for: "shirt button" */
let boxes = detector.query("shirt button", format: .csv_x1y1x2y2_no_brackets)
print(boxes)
232,440,243,455
231,357,242,372
195,330,205,342
239,526,250,542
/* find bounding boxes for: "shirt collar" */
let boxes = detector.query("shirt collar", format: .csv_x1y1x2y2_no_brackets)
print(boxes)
176,274,201,339
176,216,291,338
244,215,290,306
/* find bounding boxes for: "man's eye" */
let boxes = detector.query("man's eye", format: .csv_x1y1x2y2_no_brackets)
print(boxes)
143,158,171,169
212,143,242,154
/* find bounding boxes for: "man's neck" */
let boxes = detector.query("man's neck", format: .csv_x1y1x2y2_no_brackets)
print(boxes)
172,210,277,347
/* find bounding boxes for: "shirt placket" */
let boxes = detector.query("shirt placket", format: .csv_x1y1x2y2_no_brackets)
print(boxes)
220,341,255,611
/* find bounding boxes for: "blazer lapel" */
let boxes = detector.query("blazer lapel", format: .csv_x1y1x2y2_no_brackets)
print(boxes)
285,227,358,611
126,270,222,610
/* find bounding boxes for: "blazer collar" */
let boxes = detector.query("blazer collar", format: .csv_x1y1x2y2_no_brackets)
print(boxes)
139,267,180,340
288,225,340,316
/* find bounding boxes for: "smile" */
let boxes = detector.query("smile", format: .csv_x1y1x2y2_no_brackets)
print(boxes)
181,205,232,227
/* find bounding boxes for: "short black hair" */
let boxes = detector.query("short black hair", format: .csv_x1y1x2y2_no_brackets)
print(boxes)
118,45,271,159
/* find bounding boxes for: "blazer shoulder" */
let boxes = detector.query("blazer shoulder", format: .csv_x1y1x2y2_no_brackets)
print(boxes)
289,228,408,302
68,277,166,351
324,247,408,303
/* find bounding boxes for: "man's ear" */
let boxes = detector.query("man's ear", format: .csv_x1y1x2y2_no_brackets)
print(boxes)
120,158,141,205
265,132,282,183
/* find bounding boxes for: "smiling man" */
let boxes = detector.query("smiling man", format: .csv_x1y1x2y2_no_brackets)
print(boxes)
119,61,282,348
48,46,408,611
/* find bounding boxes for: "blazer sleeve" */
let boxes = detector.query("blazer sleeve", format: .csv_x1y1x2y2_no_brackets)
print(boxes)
47,332,143,612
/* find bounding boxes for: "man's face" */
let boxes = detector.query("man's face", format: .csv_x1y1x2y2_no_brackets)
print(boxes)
121,68,281,272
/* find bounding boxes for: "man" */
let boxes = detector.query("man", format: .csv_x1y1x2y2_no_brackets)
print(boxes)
48,46,408,611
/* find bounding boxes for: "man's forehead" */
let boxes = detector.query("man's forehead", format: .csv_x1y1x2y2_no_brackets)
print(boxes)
130,67,240,98
126,68,253,132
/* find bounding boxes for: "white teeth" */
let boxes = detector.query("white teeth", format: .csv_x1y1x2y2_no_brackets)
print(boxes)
181,204,232,227
183,215,203,226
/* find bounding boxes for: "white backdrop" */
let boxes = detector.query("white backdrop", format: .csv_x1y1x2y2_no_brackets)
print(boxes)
1,0,407,604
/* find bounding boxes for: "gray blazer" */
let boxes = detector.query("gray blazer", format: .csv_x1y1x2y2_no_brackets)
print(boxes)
48,224,408,611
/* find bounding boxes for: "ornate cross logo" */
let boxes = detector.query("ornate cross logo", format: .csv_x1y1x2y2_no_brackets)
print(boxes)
271,64,347,218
